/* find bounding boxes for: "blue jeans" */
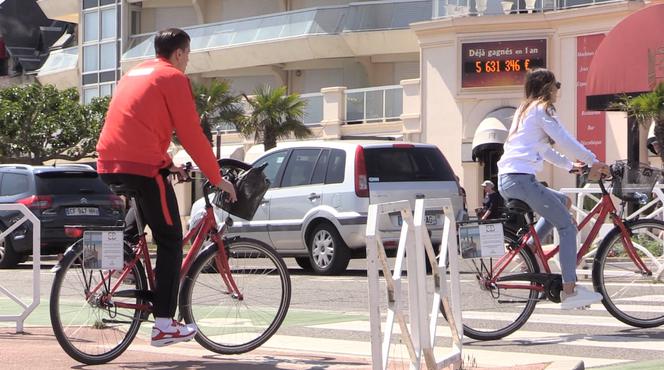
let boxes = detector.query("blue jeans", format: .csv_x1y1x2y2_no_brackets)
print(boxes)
498,173,577,283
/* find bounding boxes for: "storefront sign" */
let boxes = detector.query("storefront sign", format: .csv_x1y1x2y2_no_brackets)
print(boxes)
577,34,606,161
461,39,547,88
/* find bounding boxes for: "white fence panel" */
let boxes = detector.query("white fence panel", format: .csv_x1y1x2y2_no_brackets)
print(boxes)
366,198,462,369
0,204,41,333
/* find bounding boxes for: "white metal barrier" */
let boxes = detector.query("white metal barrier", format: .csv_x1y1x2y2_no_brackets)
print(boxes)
549,183,664,273
0,204,40,333
366,198,462,370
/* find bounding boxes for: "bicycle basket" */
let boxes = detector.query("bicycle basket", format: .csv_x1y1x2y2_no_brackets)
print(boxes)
610,161,662,201
213,163,270,220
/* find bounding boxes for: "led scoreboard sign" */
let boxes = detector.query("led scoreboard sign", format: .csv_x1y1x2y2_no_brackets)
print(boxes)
461,39,547,88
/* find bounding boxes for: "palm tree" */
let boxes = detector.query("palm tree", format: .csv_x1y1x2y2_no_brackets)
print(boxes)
192,79,245,141
613,83,664,161
237,85,312,151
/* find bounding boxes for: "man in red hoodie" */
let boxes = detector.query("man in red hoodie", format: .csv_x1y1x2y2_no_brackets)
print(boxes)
96,28,237,347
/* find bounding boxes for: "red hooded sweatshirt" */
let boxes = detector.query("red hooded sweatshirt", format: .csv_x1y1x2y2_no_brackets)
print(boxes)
96,58,222,187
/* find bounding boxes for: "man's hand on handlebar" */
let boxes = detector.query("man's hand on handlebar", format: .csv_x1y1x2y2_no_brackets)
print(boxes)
217,178,238,203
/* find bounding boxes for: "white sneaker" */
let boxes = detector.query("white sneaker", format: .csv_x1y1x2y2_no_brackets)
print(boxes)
560,285,603,310
151,320,197,347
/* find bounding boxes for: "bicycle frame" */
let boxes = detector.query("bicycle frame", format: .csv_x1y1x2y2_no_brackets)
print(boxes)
490,187,652,293
85,203,240,313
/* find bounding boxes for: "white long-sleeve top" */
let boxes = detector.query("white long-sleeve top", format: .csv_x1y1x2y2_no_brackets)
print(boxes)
497,103,597,175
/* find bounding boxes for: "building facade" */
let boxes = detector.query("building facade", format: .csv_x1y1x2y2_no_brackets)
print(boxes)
35,0,658,219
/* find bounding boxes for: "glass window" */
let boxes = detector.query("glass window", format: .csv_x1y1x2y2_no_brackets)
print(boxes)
83,86,99,104
101,8,116,40
83,0,99,9
0,173,29,196
36,172,111,195
83,45,99,72
253,150,288,188
310,150,330,184
281,149,320,187
83,11,99,42
99,83,113,97
365,147,456,182
100,42,116,70
325,149,346,184
131,10,141,35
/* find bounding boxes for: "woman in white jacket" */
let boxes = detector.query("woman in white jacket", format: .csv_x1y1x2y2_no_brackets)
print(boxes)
497,68,608,310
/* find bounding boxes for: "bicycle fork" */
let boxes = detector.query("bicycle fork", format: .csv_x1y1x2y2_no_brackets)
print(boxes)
211,233,244,301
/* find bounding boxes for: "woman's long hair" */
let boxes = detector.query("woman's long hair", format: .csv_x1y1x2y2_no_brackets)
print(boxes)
508,69,559,140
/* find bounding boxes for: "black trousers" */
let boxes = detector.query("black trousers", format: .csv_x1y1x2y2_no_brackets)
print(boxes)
101,172,182,318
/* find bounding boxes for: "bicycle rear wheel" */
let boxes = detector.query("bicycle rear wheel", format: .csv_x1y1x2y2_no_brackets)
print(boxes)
454,231,540,340
593,219,664,328
180,237,291,354
50,241,147,365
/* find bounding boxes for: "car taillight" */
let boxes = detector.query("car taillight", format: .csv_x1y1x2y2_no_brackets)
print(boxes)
18,195,53,210
354,146,369,198
109,194,125,210
392,143,414,149
64,227,83,238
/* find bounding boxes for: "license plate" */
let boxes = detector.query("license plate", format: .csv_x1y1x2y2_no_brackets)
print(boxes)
398,214,437,226
66,207,99,216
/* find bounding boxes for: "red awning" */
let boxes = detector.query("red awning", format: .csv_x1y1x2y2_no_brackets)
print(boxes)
586,3,664,110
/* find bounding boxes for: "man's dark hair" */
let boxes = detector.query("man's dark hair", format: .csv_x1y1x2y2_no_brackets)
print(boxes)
154,28,190,59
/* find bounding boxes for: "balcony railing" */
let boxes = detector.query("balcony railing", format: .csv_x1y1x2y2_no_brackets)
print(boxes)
345,85,403,124
300,93,324,125
343,0,432,32
124,6,346,60
434,0,625,17
38,46,78,75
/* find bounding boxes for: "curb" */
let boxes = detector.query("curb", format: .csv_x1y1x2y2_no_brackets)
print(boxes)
547,360,585,370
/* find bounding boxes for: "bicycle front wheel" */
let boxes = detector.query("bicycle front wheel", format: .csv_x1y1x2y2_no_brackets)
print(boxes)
50,241,147,365
180,237,291,354
593,219,664,328
455,231,540,340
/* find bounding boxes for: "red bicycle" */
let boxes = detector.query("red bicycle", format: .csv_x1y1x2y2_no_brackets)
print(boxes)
49,159,291,364
455,161,664,340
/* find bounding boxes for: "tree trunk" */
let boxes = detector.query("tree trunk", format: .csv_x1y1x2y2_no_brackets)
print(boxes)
654,120,664,164
263,129,277,151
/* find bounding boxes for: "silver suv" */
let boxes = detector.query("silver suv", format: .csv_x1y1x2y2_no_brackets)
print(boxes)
190,140,463,275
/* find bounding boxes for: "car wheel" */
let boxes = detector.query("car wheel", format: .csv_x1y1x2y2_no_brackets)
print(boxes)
0,232,21,269
294,257,313,271
308,223,351,275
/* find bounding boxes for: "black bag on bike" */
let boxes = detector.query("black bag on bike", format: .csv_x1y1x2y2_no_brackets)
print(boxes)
215,163,270,221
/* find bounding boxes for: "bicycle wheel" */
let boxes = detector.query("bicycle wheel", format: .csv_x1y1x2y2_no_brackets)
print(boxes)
453,230,540,340
180,237,291,354
50,241,148,365
593,218,664,328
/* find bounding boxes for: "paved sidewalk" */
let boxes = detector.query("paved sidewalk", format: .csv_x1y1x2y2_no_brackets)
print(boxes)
0,326,596,370
0,327,374,370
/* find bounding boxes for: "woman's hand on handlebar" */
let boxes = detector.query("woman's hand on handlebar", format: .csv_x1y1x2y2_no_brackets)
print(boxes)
569,161,587,175
588,161,610,181
217,178,238,203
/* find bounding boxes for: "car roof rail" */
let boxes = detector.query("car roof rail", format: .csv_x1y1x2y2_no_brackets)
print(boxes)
56,164,95,170
340,135,397,141
0,164,33,170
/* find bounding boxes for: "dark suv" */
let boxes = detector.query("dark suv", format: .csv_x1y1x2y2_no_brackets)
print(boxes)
0,164,125,268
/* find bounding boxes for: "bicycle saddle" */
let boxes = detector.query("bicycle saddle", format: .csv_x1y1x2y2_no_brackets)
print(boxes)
505,199,532,214
108,184,139,198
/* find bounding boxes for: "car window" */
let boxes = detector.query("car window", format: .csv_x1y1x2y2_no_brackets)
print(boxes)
364,147,456,182
253,150,288,188
310,150,330,184
281,149,320,187
0,173,29,196
35,172,112,195
325,149,345,184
